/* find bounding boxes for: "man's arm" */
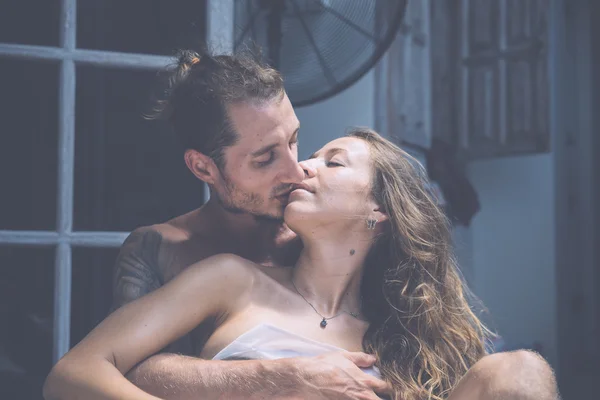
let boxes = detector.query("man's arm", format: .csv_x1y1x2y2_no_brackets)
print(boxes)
110,229,285,398
127,353,303,400
112,227,164,311
110,229,299,398
111,227,203,386
127,349,390,400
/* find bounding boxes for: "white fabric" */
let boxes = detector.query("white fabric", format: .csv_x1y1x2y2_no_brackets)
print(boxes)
212,323,381,379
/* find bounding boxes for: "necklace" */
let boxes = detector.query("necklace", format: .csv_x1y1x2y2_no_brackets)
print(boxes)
291,278,360,328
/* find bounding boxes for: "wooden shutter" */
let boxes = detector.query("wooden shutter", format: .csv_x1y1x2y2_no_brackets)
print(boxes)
459,0,550,158
375,0,432,149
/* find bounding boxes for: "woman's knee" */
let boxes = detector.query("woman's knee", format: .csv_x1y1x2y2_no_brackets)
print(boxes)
472,350,559,399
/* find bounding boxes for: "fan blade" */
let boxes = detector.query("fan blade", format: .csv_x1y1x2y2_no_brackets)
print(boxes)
234,2,263,50
313,0,379,43
289,0,338,87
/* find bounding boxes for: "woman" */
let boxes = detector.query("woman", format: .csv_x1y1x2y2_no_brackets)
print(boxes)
44,129,489,400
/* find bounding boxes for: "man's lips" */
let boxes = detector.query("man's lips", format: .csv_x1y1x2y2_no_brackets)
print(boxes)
274,190,293,201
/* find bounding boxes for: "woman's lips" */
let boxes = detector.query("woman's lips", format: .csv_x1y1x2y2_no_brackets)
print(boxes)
289,188,311,197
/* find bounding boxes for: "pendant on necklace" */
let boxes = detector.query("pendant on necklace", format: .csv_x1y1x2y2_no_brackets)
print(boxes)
320,318,327,328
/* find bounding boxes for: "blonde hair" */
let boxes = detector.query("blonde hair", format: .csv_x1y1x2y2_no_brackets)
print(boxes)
350,128,491,399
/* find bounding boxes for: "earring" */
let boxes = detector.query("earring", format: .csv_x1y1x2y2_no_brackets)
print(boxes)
366,219,377,230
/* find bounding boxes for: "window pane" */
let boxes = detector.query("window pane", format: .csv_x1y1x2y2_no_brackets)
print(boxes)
0,246,54,400
0,59,58,231
71,247,120,347
0,1,60,47
74,65,204,231
77,0,206,55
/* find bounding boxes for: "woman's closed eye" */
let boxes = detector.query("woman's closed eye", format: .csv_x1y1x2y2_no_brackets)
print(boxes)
326,160,344,167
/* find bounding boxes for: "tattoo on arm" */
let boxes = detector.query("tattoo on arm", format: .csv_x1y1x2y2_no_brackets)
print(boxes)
112,228,196,356
111,229,165,311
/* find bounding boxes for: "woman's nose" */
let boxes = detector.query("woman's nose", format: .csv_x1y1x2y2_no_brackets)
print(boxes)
298,159,317,178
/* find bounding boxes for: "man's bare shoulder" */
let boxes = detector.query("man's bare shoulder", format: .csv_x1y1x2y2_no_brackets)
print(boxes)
151,212,197,240
119,222,189,266
124,216,193,246
111,221,194,309
162,208,205,238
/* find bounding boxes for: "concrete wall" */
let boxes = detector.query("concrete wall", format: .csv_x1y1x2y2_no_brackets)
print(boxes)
295,70,376,160
468,155,557,366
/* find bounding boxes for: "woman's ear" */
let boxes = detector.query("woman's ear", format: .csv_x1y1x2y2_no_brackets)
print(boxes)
184,149,218,185
372,206,388,224
367,196,388,224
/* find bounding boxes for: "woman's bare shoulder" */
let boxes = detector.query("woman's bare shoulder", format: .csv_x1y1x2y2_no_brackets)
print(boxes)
254,264,293,284
181,254,292,301
185,253,260,282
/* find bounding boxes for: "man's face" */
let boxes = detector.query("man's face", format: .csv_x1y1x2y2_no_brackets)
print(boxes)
213,93,304,220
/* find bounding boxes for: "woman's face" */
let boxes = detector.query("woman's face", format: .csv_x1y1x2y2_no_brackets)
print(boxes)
284,137,379,232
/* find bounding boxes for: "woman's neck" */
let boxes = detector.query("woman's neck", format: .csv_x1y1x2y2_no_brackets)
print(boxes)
292,229,373,318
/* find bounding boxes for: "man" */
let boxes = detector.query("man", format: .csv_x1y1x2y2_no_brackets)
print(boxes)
112,50,560,400
112,50,390,399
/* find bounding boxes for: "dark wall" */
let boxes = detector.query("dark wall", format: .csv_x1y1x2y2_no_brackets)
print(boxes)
591,0,600,357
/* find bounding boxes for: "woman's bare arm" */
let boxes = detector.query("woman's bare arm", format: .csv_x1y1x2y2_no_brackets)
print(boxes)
43,254,254,400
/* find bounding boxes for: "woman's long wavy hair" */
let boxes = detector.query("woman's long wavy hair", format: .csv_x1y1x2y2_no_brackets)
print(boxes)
352,128,491,400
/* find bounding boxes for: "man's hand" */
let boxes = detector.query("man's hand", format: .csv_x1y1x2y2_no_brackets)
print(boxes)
128,351,392,400
277,352,393,400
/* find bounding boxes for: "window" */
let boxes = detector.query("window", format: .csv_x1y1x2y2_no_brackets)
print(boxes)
0,1,220,397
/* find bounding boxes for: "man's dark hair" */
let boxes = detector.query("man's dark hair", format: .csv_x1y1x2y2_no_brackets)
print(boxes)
148,49,285,168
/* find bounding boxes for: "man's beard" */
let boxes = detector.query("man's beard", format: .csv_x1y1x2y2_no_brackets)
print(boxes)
214,176,290,222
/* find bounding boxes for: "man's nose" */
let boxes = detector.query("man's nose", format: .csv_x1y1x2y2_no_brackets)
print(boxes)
280,155,305,184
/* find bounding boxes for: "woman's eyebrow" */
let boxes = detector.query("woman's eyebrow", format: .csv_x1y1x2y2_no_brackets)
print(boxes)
309,147,346,160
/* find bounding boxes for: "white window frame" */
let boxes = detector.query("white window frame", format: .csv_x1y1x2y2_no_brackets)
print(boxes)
0,0,232,363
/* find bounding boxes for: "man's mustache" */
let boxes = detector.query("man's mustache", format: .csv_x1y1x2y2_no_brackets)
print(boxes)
272,184,294,198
